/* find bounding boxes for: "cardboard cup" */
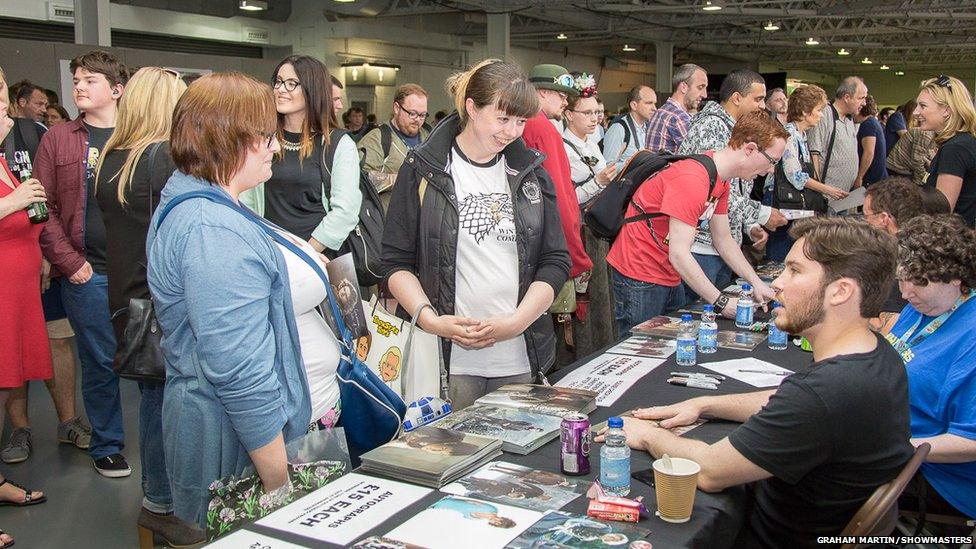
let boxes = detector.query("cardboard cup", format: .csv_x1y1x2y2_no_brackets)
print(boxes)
652,457,701,523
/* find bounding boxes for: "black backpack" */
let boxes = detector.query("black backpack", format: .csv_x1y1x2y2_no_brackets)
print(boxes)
598,115,636,156
321,128,385,286
583,150,718,242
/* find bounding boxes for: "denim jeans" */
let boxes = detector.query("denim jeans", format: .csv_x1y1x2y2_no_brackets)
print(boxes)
765,222,795,262
611,268,688,335
139,381,173,513
684,253,734,303
60,273,125,459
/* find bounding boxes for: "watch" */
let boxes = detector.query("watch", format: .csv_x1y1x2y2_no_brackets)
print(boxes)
712,294,730,312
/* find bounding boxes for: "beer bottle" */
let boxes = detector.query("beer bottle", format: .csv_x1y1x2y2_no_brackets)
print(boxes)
20,169,49,224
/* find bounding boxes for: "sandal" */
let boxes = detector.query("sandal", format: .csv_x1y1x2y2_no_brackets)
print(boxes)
0,528,13,548
0,478,46,507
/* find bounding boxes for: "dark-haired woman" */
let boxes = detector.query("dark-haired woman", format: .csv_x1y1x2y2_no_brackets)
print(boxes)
381,59,570,410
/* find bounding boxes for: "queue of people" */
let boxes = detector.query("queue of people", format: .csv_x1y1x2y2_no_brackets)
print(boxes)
1,47,975,548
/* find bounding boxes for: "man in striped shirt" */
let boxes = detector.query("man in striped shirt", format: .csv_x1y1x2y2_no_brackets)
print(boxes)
645,64,709,153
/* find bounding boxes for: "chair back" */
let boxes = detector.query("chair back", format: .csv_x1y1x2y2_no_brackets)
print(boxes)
840,442,931,547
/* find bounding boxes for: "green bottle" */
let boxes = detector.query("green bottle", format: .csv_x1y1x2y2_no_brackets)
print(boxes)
20,169,48,224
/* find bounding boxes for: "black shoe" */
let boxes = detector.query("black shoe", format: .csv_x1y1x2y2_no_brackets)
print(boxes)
93,454,131,478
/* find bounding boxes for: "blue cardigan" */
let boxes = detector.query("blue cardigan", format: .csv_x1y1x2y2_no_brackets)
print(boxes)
147,171,312,526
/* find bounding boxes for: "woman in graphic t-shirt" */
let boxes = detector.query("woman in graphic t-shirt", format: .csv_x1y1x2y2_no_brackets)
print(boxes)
241,55,362,252
381,59,570,410
913,75,976,227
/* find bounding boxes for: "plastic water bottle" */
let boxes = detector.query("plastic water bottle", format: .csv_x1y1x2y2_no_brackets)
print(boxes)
768,301,788,350
698,304,718,354
676,313,697,366
600,416,631,496
736,284,754,328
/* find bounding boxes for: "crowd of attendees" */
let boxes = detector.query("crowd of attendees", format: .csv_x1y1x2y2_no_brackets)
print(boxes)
1,48,974,548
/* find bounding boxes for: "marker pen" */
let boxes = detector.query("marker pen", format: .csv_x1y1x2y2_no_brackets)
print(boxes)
667,377,718,390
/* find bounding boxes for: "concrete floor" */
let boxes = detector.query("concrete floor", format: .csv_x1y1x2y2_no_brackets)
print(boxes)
1,376,146,548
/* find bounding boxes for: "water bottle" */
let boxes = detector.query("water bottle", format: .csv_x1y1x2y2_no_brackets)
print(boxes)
768,301,788,350
736,284,754,328
600,416,631,496
698,304,718,354
676,313,697,366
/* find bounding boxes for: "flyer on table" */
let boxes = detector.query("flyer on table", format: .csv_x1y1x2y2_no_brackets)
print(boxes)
205,529,311,548
256,473,431,545
384,495,542,549
554,354,664,406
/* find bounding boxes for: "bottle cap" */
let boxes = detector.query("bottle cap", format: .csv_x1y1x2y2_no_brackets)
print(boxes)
702,304,714,312
680,313,692,322
771,300,780,309
742,283,752,291
608,416,623,428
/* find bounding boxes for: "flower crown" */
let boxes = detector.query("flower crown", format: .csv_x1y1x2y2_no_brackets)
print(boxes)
573,73,598,98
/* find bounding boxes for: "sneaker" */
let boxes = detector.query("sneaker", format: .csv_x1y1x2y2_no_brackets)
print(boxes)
57,417,92,450
93,454,131,478
1,428,32,464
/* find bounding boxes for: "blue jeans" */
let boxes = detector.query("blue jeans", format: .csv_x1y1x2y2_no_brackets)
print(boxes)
766,222,795,262
60,273,125,459
139,381,173,513
684,253,734,303
611,268,688,335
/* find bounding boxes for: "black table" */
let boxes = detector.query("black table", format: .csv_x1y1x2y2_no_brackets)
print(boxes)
238,317,815,548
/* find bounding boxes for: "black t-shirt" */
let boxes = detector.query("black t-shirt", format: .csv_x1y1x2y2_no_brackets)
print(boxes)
94,143,176,318
928,132,976,227
83,123,114,274
728,332,913,548
880,278,908,314
0,118,47,176
264,131,327,241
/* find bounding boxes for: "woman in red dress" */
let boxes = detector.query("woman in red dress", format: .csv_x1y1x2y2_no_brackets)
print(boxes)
0,67,50,548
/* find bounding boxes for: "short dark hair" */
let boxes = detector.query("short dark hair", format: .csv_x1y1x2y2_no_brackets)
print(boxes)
15,82,39,103
347,106,364,115
628,85,649,104
789,217,898,317
859,94,878,117
865,177,923,226
719,69,764,103
897,214,976,293
69,50,127,87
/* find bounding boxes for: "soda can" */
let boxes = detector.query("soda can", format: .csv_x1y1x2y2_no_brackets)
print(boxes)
560,413,590,476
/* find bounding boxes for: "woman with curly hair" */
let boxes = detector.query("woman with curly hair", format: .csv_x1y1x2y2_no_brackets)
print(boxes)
913,75,976,226
887,214,976,525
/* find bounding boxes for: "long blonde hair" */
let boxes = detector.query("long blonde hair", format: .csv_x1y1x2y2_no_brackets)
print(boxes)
95,67,186,205
919,75,976,145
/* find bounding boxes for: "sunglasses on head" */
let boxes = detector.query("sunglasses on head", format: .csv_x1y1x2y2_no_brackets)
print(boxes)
936,74,952,90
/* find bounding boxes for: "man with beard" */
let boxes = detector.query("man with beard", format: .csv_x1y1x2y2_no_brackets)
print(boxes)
644,64,708,153
766,87,788,127
597,217,913,547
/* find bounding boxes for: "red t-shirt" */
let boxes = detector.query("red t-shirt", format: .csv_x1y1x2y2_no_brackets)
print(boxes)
522,111,592,277
606,152,729,286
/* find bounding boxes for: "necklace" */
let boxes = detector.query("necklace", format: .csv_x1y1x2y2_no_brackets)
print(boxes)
280,136,304,151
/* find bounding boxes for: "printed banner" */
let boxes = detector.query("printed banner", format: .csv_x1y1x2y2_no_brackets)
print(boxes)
554,355,664,406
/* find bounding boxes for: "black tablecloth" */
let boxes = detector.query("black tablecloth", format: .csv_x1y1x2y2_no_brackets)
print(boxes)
240,317,816,549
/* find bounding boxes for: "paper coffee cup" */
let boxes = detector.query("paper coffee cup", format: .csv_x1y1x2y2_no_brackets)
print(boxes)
652,457,701,523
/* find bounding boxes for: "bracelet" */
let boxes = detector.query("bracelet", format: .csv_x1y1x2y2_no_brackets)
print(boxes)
712,294,730,312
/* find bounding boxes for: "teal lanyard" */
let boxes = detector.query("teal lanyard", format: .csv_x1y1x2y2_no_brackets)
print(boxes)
890,291,974,353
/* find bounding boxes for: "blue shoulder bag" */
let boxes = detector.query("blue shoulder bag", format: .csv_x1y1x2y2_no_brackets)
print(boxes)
155,190,406,459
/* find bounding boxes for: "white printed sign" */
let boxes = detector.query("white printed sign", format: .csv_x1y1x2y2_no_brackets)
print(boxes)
256,473,431,545
554,354,665,406
205,530,308,548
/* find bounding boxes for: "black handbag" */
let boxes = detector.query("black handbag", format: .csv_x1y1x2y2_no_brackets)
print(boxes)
772,140,828,214
112,143,166,382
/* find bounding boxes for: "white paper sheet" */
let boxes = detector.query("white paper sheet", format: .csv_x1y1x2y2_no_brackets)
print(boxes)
699,358,794,387
385,495,542,549
554,354,665,406
780,209,816,220
205,530,308,548
828,186,867,212
256,473,431,545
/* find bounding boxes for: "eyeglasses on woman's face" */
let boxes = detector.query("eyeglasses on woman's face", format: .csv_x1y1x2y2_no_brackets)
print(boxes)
272,78,301,92
569,109,601,118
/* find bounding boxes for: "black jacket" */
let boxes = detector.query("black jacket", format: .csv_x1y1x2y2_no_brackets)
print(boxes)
381,113,571,380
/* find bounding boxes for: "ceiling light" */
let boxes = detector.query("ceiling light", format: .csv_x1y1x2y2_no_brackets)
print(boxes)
763,21,780,31
556,33,567,40
622,44,637,52
333,0,357,3
239,0,268,10
805,37,819,46
861,57,872,64
880,64,889,70
837,48,850,56
895,71,905,76
702,1,722,11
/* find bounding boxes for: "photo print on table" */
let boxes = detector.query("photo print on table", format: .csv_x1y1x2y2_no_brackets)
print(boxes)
441,461,587,512
384,495,542,549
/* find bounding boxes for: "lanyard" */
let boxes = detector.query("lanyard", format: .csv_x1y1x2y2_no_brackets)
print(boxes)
889,291,973,354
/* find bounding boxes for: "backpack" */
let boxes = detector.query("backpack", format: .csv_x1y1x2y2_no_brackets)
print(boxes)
598,115,636,156
583,150,718,242
321,129,386,286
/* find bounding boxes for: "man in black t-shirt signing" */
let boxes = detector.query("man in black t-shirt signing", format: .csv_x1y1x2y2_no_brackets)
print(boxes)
597,217,913,548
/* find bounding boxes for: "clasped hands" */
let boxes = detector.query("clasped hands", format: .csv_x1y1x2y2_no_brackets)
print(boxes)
429,313,525,350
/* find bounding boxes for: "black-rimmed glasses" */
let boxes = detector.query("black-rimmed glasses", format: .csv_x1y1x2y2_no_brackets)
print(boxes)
257,130,276,148
272,78,301,92
396,102,428,121
759,149,779,166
